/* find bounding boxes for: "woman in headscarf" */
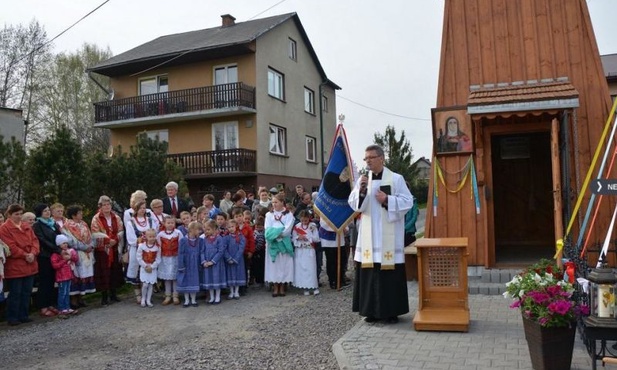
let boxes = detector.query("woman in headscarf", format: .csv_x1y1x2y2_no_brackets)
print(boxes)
0,204,40,325
64,204,96,308
31,203,61,317
91,195,125,306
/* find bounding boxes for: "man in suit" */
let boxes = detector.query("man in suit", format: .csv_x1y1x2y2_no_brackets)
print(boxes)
162,181,189,224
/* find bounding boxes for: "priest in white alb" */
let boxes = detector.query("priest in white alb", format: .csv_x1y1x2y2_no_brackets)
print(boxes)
348,144,413,323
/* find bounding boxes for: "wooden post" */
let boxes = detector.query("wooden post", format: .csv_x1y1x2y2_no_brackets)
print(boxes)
551,118,564,268
336,231,341,290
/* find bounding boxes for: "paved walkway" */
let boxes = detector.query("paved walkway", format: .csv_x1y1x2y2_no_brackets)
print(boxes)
333,281,594,370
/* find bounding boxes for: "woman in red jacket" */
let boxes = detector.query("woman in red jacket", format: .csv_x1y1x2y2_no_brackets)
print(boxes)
0,204,40,326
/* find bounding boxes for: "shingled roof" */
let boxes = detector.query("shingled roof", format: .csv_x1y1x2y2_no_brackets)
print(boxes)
88,12,339,88
467,79,579,115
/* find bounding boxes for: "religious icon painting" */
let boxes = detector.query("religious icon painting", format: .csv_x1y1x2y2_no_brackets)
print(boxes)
432,106,474,155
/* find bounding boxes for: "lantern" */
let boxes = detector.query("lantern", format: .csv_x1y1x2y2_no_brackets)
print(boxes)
587,267,617,323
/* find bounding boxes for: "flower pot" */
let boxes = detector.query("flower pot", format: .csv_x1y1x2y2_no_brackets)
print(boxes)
522,316,576,370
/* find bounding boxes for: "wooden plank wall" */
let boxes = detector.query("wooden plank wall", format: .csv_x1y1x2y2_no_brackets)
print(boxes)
427,0,614,266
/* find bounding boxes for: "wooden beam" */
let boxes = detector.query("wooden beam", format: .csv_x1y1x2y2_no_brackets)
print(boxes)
551,118,564,268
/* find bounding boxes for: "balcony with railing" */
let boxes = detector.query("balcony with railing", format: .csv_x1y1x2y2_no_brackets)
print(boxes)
167,148,257,178
94,82,256,128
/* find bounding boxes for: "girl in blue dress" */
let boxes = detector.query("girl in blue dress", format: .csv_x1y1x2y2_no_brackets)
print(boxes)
177,221,203,307
200,220,226,304
224,219,246,300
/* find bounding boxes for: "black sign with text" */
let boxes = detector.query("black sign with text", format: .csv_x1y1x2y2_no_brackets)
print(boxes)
592,179,617,195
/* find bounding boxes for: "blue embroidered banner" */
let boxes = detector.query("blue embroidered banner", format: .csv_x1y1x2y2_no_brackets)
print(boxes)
314,124,356,232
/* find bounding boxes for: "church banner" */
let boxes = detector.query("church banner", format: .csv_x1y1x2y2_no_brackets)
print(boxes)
314,124,356,232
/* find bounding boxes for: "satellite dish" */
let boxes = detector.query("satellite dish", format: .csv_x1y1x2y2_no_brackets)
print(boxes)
107,88,115,100
107,145,114,157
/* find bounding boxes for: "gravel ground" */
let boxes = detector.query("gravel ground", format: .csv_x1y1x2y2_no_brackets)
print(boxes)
0,280,357,370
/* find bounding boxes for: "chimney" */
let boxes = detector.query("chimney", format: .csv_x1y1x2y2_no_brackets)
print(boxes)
221,14,236,27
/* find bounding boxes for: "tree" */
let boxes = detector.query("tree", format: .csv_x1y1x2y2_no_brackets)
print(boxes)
22,125,88,207
36,43,113,152
0,21,53,150
0,135,27,207
373,125,419,183
85,134,186,210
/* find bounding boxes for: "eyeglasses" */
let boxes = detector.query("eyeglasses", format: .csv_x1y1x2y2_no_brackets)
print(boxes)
363,155,381,161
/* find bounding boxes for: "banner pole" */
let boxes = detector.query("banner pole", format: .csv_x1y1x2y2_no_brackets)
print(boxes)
336,232,341,290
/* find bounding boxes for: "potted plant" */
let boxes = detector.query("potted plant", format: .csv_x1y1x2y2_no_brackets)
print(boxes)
504,259,589,370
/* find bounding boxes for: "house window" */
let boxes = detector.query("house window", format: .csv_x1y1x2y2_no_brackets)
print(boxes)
212,122,238,150
268,68,284,100
304,87,315,114
288,38,297,61
269,124,287,155
306,136,316,162
139,75,168,95
144,129,168,142
322,95,328,112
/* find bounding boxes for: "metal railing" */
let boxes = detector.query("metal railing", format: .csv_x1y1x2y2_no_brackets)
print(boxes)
167,148,256,176
94,82,256,123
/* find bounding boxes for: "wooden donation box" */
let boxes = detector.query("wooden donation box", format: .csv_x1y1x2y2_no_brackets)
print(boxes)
413,237,469,332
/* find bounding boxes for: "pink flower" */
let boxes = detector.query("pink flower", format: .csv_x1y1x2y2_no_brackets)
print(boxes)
528,291,550,304
548,301,572,315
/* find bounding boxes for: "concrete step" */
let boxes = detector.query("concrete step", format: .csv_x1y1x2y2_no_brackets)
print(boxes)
468,277,506,295
480,268,523,284
468,269,523,295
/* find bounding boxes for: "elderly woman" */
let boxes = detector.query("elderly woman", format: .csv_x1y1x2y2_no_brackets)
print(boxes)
50,203,67,230
21,212,36,227
64,205,96,308
0,204,40,326
31,204,61,317
91,196,125,306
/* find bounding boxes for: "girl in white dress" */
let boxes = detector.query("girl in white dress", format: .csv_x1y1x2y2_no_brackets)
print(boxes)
136,229,161,307
292,210,320,296
126,201,155,303
157,216,182,305
264,194,295,297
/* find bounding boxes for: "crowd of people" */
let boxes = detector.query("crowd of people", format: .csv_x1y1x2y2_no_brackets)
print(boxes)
0,181,360,325
0,143,420,326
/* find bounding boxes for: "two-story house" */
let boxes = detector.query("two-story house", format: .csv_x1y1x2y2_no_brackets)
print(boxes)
412,157,431,182
87,13,340,200
601,53,617,101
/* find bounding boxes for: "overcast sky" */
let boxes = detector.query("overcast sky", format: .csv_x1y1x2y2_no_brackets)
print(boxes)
3,0,617,163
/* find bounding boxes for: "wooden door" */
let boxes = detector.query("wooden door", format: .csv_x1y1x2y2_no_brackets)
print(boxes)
491,131,555,264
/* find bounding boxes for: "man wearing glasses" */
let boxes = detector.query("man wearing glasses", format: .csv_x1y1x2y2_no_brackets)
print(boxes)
348,144,413,324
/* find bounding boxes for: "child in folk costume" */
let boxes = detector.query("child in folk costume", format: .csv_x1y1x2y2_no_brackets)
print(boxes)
292,210,320,296
150,199,167,232
224,219,246,299
215,213,229,237
157,216,183,305
177,221,203,307
177,211,192,237
126,201,155,303
264,193,295,297
50,235,78,316
251,217,266,287
136,229,161,307
232,208,254,295
200,220,227,304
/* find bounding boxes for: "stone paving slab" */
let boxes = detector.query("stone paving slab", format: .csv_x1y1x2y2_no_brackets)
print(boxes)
333,281,594,369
